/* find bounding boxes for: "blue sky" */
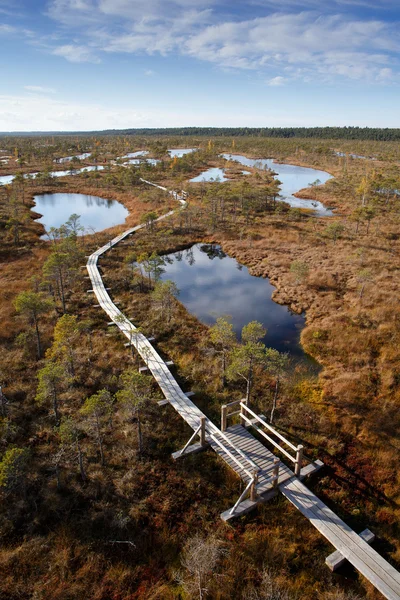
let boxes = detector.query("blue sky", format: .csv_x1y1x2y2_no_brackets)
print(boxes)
0,0,399,131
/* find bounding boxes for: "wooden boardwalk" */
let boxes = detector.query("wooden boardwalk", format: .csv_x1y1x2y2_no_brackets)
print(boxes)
87,184,259,477
280,476,400,600
86,181,400,600
222,424,400,599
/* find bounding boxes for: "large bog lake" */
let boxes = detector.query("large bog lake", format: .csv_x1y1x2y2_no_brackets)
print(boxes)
160,243,311,362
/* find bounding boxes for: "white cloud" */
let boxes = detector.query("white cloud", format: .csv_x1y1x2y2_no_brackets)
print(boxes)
53,44,101,63
24,85,57,94
44,1,400,83
268,76,285,86
184,13,398,79
0,23,34,37
0,23,16,33
144,69,155,76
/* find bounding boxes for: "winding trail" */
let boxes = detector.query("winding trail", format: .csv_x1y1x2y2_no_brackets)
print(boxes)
86,181,261,479
86,179,400,600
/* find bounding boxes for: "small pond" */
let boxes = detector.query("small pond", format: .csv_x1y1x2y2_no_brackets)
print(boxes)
0,174,15,185
34,193,129,236
122,151,149,159
50,166,105,178
169,148,197,158
334,151,375,160
222,153,333,216
160,243,312,362
54,152,91,163
190,167,229,183
125,158,160,166
0,166,104,186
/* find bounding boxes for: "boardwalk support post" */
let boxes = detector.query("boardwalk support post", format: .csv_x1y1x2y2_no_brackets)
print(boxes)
221,405,227,432
295,444,304,477
240,398,247,426
250,469,258,502
326,529,375,571
273,458,280,488
200,417,206,447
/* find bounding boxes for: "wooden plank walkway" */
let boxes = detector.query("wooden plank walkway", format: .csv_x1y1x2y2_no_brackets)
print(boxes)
224,424,400,599
280,477,400,600
214,424,293,492
86,184,259,479
86,180,400,600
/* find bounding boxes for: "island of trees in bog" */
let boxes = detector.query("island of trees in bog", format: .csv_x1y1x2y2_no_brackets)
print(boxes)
0,132,399,600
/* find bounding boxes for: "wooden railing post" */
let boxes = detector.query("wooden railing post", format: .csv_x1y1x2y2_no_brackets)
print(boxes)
295,444,304,477
221,405,227,432
250,469,258,502
240,398,247,426
200,417,206,447
273,458,280,488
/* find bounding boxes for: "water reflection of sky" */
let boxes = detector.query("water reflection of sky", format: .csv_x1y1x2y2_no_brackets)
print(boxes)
169,148,197,158
34,192,129,235
221,154,333,216
190,167,228,182
54,152,91,163
0,165,104,186
122,151,149,158
160,244,306,358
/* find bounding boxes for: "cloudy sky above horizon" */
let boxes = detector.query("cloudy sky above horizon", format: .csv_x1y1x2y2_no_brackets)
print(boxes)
0,0,399,131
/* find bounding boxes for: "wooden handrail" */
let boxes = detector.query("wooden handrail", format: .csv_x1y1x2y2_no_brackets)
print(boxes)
240,414,296,463
240,402,297,451
225,399,242,408
240,404,304,476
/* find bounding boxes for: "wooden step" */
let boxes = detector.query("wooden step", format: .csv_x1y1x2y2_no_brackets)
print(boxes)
300,459,324,480
172,441,208,460
221,489,277,521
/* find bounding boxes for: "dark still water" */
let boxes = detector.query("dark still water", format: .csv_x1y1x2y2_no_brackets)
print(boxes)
160,243,309,360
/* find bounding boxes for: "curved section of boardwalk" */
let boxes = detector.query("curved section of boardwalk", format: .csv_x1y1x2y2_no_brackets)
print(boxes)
87,181,400,600
86,182,259,480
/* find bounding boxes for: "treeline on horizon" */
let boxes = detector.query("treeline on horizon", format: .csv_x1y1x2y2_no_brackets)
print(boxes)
104,126,400,141
2,125,400,141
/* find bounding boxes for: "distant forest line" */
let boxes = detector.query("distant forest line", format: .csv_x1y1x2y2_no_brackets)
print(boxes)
2,126,400,141
104,127,400,141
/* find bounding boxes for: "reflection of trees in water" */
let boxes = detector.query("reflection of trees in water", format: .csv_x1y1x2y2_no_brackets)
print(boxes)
35,193,118,211
199,244,226,260
185,247,195,266
174,251,183,262
83,195,114,208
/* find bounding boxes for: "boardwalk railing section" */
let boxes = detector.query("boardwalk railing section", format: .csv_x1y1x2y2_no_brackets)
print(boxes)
221,399,304,476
